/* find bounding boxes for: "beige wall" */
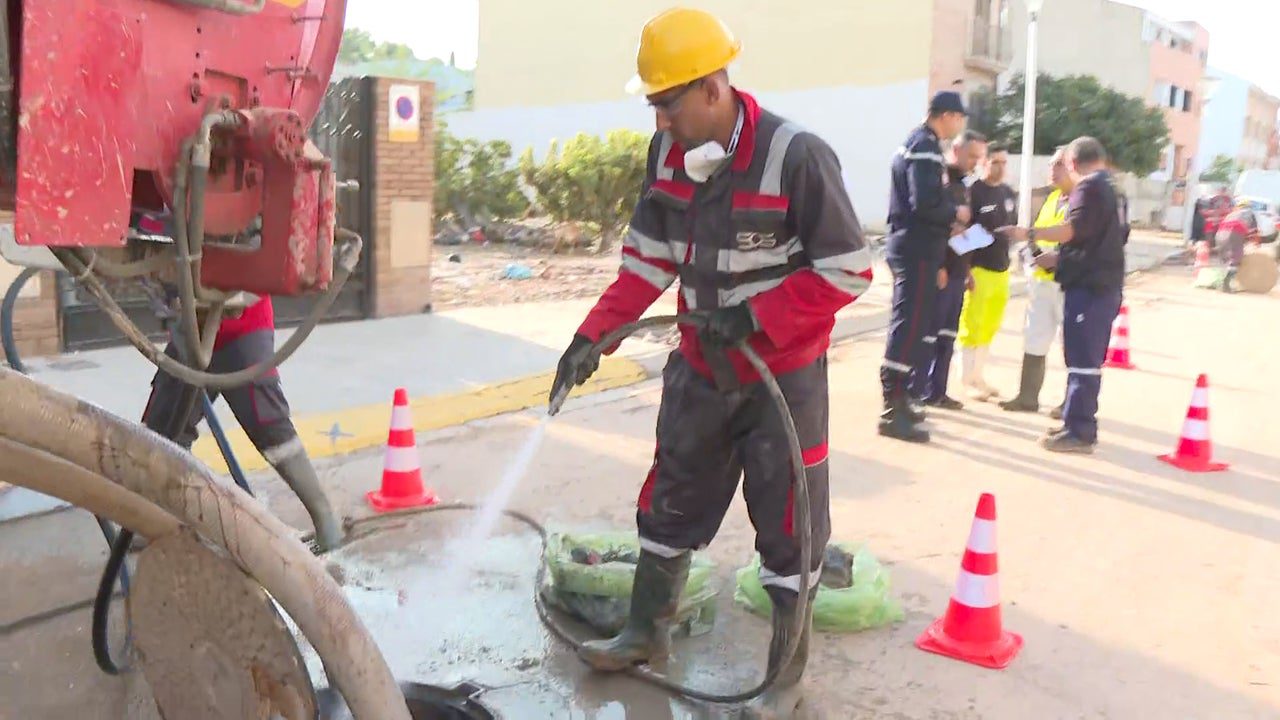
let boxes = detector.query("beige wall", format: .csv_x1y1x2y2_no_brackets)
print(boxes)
1006,0,1149,101
1242,87,1280,170
930,0,1010,97
475,0,934,109
930,0,970,96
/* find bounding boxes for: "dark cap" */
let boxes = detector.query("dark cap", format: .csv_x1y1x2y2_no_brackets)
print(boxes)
929,91,967,116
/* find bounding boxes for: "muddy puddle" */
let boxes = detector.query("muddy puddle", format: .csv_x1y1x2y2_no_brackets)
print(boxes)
282,513,776,719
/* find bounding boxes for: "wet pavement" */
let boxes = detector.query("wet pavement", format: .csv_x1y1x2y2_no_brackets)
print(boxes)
297,514,789,719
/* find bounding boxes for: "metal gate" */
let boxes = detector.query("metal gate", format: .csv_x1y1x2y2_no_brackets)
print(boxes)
58,76,376,351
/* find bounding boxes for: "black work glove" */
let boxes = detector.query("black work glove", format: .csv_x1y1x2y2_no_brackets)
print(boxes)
703,304,759,346
548,333,601,414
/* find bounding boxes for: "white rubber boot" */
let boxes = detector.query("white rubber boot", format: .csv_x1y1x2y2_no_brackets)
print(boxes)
973,346,999,400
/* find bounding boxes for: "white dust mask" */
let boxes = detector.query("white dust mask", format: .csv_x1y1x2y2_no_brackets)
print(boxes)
684,142,728,183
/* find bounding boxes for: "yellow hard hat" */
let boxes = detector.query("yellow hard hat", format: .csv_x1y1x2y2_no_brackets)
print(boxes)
625,8,742,96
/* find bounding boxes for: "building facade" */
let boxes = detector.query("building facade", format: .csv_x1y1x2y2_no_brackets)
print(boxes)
1144,16,1208,181
1197,69,1280,174
451,0,1010,232
1006,1,1207,182
1242,86,1280,171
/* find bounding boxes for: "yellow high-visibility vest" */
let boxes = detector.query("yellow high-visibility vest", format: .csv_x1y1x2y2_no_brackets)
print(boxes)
1032,188,1069,281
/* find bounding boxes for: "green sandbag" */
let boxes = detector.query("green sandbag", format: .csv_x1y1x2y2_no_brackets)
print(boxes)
733,543,904,633
539,530,718,637
1192,266,1226,289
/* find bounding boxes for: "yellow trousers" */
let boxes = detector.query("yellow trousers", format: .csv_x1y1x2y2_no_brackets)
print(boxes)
958,267,1010,348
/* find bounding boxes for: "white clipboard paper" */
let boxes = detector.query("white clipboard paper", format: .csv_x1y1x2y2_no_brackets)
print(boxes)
948,224,996,255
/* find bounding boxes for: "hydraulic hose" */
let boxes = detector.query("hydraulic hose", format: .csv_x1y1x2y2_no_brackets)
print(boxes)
91,377,203,675
2,266,39,372
203,392,254,495
50,229,362,391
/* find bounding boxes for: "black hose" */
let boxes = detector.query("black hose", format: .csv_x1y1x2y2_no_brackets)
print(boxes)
2,266,39,373
346,313,811,707
202,392,253,496
91,334,204,676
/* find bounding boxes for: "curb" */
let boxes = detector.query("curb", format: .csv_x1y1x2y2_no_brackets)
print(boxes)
190,356,648,473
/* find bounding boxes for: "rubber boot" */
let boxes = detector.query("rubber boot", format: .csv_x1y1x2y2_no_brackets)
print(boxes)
972,346,998,400
885,397,925,424
270,449,344,552
960,347,977,390
878,398,930,443
579,549,690,671
743,585,817,720
1000,354,1046,412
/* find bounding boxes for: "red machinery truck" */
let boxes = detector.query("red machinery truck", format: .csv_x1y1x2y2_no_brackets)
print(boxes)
0,3,420,718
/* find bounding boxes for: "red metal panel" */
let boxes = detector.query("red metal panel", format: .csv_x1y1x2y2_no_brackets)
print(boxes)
14,0,347,247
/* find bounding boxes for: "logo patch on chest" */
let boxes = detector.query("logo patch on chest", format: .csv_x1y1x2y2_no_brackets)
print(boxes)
736,232,778,251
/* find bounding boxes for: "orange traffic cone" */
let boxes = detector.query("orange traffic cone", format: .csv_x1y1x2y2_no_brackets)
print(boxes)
1103,304,1135,369
916,493,1023,670
1193,241,1211,270
1158,374,1228,473
366,388,439,512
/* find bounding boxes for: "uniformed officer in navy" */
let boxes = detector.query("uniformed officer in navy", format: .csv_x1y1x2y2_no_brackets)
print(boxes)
1000,136,1127,453
880,91,970,443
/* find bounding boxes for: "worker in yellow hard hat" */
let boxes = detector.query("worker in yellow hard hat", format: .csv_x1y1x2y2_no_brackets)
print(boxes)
548,8,874,717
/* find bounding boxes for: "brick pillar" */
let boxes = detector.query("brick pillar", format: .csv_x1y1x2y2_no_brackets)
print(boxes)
370,77,435,317
1,224,61,359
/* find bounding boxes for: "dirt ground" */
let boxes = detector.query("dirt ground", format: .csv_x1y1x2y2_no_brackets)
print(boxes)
429,242,621,310
2,265,1277,719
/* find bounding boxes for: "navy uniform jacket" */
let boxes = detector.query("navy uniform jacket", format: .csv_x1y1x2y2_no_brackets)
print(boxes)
887,124,958,259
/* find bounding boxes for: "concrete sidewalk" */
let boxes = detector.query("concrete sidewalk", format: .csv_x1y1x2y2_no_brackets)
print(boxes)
2,231,1179,483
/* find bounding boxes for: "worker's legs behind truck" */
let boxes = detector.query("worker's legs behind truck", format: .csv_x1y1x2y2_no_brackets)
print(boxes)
142,329,344,551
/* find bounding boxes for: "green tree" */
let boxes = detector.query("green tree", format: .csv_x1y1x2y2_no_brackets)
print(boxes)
519,131,649,253
433,121,529,226
975,73,1170,176
1199,154,1241,184
339,27,418,64
338,28,377,64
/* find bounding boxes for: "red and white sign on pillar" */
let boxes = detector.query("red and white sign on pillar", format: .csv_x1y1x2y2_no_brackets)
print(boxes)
388,84,421,144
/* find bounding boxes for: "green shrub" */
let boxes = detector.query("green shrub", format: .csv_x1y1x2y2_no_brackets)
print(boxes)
434,121,529,225
519,130,649,253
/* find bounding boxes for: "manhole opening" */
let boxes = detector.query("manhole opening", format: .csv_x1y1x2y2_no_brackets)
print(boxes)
317,681,495,720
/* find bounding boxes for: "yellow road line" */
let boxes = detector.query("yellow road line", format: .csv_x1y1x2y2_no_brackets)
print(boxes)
191,357,650,474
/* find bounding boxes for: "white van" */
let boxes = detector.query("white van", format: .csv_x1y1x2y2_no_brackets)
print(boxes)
1234,170,1280,243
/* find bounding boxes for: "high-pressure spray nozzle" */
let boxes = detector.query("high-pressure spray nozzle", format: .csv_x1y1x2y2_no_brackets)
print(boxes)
547,384,571,417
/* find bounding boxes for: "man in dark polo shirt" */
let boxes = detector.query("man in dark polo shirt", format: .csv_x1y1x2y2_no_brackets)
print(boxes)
957,144,1016,402
1000,137,1125,453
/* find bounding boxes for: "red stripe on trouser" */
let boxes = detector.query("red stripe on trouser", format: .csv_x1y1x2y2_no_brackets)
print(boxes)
637,446,659,513
783,442,828,536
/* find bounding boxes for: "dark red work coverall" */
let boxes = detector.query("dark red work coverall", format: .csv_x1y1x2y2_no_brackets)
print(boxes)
576,91,872,593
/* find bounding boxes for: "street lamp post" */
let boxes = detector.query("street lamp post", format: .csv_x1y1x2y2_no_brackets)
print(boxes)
1017,0,1046,226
